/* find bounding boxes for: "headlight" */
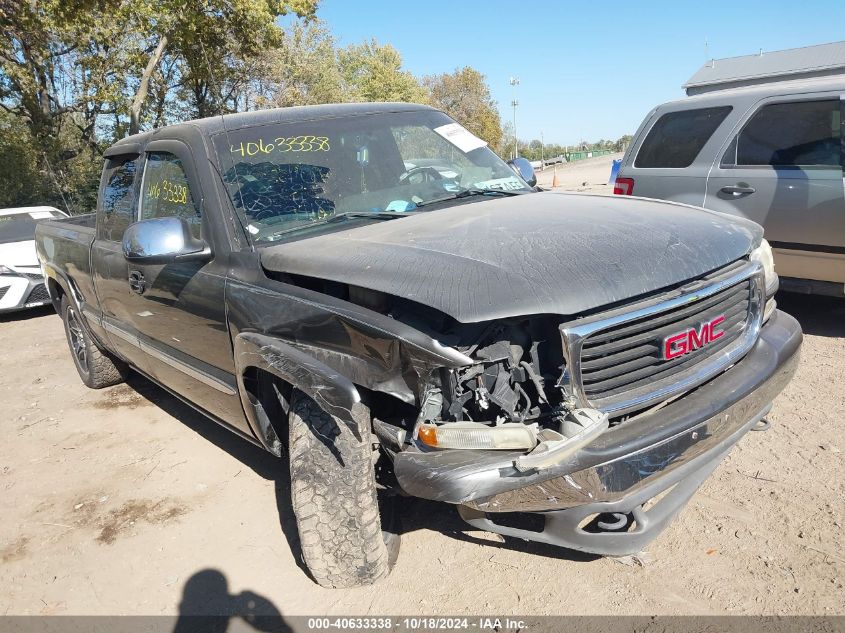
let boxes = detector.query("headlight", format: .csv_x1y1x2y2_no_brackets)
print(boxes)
417,422,537,450
750,239,778,296
0,265,13,275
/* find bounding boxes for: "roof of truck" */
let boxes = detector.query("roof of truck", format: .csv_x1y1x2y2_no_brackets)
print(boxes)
107,102,436,155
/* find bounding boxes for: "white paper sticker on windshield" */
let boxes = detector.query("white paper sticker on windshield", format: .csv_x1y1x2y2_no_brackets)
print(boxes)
29,211,54,219
433,123,487,153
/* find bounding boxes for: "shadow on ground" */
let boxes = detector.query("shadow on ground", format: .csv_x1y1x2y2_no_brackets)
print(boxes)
174,568,291,632
775,291,845,338
0,304,55,323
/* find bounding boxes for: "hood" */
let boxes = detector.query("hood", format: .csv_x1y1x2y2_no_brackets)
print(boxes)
260,192,762,322
0,240,39,269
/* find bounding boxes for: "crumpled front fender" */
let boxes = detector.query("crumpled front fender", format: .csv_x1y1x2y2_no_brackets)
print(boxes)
233,331,370,441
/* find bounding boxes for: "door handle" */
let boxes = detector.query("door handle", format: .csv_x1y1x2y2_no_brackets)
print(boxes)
128,270,146,294
721,185,756,195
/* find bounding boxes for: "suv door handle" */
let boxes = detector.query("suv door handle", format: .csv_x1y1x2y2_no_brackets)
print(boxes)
128,270,146,294
721,185,756,195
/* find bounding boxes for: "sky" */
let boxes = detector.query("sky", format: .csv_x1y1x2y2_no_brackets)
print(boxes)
316,0,845,145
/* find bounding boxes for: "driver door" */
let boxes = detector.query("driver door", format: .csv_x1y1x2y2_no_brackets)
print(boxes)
125,140,247,431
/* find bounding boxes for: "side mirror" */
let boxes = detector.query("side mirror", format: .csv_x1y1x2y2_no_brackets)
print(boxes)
122,217,210,265
507,157,537,188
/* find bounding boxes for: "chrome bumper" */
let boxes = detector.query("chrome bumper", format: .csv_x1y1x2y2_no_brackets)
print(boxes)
394,310,801,533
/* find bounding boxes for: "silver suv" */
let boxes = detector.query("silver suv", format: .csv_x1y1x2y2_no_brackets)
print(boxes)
616,76,844,296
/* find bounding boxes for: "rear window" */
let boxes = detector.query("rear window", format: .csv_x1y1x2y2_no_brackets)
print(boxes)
0,210,64,244
724,99,841,167
635,106,732,168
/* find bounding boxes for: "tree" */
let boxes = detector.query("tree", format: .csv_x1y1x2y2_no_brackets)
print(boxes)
254,20,345,108
338,39,425,103
0,0,139,208
0,111,45,207
424,67,503,150
614,134,633,152
128,0,319,132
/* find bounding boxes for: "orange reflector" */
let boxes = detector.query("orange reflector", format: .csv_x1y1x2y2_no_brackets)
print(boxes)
418,424,438,447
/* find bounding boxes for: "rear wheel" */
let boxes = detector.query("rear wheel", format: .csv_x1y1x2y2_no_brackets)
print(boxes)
288,391,396,587
61,296,128,388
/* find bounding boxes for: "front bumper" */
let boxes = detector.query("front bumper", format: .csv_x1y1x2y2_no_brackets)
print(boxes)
394,309,802,554
0,274,51,313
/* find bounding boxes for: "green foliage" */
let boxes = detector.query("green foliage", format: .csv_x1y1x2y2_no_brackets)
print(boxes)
0,112,46,208
254,21,345,107
424,67,503,151
0,0,317,210
0,1,516,210
250,26,428,108
337,39,426,103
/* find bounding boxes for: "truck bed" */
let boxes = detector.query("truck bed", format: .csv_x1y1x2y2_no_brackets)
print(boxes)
35,214,97,310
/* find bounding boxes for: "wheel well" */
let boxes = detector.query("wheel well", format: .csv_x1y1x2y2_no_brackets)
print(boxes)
46,277,64,312
241,367,292,456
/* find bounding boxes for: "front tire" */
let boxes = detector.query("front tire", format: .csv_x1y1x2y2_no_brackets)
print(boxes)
288,392,393,588
61,296,128,389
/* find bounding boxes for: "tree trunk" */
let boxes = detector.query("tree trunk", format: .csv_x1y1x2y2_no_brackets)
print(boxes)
129,35,169,135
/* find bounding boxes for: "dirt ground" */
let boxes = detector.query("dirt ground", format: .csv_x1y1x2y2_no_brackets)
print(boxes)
1,164,844,617
536,152,623,193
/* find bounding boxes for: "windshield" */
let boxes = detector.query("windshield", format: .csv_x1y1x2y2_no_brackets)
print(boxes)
212,109,531,243
0,209,64,245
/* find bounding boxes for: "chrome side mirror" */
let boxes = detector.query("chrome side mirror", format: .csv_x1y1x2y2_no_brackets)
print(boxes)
122,217,210,265
507,157,537,188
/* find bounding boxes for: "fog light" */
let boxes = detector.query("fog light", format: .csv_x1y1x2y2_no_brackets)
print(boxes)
417,422,537,450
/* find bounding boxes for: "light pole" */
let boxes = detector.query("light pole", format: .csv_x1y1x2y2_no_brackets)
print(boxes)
509,77,519,159
540,131,544,167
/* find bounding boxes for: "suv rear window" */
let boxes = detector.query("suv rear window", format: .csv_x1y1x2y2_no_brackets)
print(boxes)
635,106,732,168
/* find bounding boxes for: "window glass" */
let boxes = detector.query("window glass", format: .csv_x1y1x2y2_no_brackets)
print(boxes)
212,109,530,244
730,100,840,167
0,209,63,244
98,157,137,242
635,106,732,168
140,152,202,238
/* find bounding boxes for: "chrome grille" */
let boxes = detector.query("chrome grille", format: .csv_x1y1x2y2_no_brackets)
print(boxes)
560,261,765,416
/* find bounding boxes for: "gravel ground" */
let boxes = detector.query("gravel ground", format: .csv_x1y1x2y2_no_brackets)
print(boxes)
535,152,623,193
1,168,843,617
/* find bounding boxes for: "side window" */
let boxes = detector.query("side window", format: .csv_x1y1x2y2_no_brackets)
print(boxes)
635,106,732,168
98,156,137,242
140,152,202,238
726,100,841,168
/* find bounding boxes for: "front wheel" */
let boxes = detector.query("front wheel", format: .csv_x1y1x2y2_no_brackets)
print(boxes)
61,296,128,389
288,391,396,587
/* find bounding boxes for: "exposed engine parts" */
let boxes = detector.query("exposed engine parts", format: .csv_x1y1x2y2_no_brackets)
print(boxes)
442,320,564,427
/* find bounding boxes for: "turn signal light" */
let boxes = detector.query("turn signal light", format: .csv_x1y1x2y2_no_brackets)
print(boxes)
417,422,537,450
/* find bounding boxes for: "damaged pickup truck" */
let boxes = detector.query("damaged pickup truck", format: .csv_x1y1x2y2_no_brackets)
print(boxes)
35,103,802,588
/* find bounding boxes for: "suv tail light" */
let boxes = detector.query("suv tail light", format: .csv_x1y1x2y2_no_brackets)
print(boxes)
614,177,634,195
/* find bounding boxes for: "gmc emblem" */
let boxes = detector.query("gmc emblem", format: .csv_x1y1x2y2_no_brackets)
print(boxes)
662,315,726,360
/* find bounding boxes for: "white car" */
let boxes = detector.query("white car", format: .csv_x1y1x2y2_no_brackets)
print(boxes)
0,206,67,313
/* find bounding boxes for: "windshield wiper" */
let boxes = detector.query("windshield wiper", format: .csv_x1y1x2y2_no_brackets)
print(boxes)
260,211,407,240
325,211,409,224
415,188,524,208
